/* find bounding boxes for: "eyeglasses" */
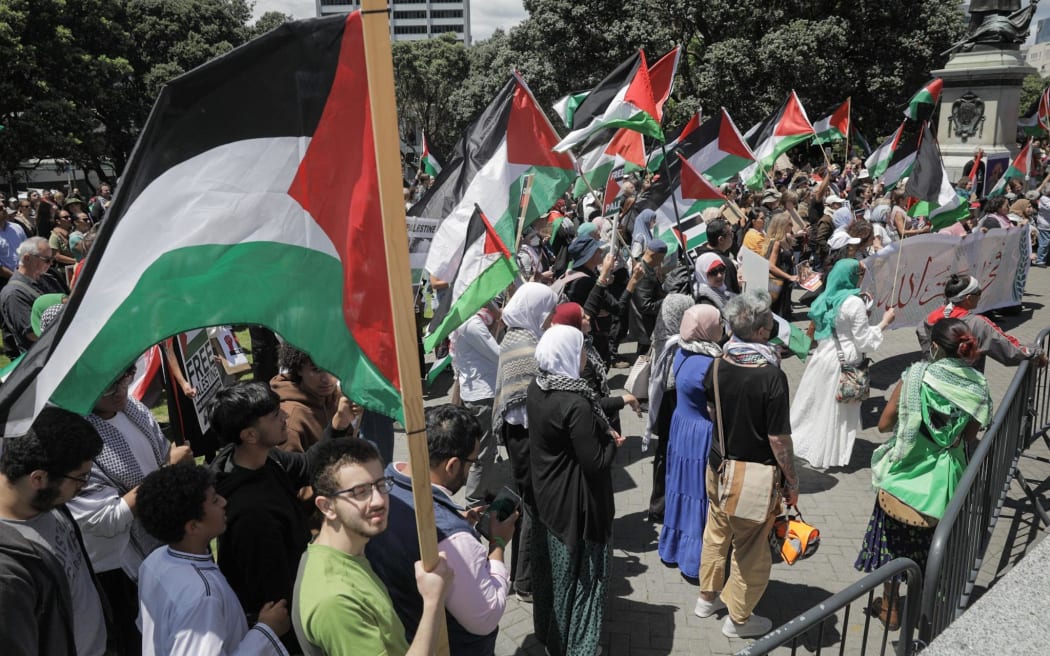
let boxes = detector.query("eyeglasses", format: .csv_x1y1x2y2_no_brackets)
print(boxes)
101,366,137,397
327,475,395,501
31,253,54,264
61,472,90,485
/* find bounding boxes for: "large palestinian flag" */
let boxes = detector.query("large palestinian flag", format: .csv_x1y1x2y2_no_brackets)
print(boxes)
741,92,815,189
987,138,1033,197
0,13,404,434
644,111,701,174
554,50,662,152
414,73,575,347
424,205,515,352
905,124,969,231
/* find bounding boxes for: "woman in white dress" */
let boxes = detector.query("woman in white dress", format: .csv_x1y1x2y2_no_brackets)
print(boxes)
791,259,896,469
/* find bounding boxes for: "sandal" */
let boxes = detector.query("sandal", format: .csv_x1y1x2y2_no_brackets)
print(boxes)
869,596,900,631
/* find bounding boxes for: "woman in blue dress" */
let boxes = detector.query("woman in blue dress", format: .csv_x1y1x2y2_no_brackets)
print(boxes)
658,304,724,579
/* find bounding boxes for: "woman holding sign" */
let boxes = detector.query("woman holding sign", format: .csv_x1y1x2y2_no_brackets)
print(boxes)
790,259,896,470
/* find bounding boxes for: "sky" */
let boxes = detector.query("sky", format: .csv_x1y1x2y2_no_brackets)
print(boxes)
251,0,527,41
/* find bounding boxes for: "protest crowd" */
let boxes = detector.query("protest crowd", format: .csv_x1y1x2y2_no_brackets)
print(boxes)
4,9,1050,656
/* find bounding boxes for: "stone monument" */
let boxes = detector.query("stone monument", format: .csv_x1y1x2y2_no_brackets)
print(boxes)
934,1,1039,184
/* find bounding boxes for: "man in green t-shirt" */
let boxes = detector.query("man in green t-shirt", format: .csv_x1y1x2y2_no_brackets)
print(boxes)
293,438,452,656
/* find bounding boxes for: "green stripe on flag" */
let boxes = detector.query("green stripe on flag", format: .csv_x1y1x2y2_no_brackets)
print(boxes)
423,255,518,352
426,353,452,386
50,242,404,420
771,313,811,361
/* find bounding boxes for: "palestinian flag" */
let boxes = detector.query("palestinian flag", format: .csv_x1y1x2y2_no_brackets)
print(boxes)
553,90,589,128
812,99,850,145
1018,94,1043,137
881,124,920,191
573,127,646,197
554,50,662,152
650,153,728,249
644,110,701,173
424,205,515,351
414,73,575,342
740,91,815,189
987,138,1033,197
420,131,441,177
0,13,405,433
905,124,969,231
903,78,943,122
771,313,812,362
865,122,904,179
677,108,754,185
851,126,872,157
648,46,681,122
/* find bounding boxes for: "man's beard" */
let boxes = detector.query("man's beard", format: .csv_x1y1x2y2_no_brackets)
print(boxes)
29,485,61,513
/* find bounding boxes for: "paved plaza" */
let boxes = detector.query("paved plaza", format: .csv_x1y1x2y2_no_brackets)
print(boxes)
410,269,1050,656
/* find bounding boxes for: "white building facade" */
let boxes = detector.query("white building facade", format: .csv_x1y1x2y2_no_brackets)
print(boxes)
316,0,471,44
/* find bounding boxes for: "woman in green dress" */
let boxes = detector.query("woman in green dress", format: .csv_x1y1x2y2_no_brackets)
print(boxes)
855,318,992,629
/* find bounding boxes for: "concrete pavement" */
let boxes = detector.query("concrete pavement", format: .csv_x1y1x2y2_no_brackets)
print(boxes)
407,269,1050,655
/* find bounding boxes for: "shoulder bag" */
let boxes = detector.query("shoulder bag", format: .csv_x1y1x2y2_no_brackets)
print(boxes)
832,325,870,403
770,504,821,565
713,358,779,522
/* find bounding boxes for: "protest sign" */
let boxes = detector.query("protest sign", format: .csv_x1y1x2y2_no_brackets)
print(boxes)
407,216,440,282
860,228,1028,328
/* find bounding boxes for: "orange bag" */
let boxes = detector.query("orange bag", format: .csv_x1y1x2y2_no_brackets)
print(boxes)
770,505,820,565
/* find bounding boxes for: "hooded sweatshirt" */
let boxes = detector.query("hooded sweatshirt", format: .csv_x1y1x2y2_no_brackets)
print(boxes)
211,445,311,651
0,521,77,655
269,373,340,452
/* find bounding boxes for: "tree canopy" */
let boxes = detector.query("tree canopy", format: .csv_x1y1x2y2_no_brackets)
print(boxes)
2,0,967,189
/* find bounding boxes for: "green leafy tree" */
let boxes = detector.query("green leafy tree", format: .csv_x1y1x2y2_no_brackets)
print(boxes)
1020,73,1047,116
253,10,292,37
392,33,469,157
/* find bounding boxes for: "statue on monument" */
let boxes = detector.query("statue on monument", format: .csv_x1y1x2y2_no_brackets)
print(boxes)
942,0,1039,54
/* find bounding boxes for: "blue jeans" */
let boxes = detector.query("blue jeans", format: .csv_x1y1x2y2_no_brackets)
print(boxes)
1038,228,1050,265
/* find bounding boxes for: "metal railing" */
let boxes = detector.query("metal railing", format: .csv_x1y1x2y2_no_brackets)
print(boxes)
736,558,923,656
918,327,1050,645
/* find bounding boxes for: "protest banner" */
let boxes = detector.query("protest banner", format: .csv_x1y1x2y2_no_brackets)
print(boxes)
860,228,1029,328
407,216,440,281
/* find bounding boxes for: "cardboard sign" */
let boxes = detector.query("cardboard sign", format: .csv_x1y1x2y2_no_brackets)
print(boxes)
740,246,771,292
210,326,251,376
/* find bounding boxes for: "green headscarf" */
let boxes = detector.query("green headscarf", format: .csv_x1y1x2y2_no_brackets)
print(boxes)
809,258,861,340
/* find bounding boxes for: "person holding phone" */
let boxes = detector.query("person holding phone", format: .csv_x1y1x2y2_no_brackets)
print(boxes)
365,405,517,655
527,325,624,656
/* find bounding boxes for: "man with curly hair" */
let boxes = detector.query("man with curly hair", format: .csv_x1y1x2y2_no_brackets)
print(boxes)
136,464,291,656
270,344,345,452
0,407,106,656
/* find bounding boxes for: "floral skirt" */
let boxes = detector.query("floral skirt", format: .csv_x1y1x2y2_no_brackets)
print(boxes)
854,500,936,581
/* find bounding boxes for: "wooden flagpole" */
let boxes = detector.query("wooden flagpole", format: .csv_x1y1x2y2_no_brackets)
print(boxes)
360,2,448,654
513,173,536,251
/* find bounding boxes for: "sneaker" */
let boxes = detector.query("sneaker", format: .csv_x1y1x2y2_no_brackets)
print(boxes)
515,590,533,604
693,596,726,618
722,613,773,638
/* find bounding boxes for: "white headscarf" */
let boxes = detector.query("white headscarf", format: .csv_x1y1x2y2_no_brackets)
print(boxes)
534,324,584,378
502,282,557,339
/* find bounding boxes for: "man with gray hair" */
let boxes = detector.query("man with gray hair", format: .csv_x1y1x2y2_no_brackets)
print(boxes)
694,289,798,638
0,236,63,353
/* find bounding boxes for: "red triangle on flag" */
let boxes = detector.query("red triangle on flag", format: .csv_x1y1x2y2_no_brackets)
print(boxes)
926,78,944,102
678,112,701,141
602,172,621,216
773,91,815,138
603,128,646,169
478,207,511,259
677,153,726,202
717,108,754,161
506,77,575,171
1015,138,1032,176
648,46,680,123
623,50,659,123
831,99,850,135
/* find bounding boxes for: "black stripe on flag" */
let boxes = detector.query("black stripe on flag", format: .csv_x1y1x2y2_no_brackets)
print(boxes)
904,124,943,203
408,76,516,219
569,52,642,132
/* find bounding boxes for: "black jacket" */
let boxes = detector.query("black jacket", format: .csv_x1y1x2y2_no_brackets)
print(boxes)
0,522,76,656
212,445,311,642
629,261,665,346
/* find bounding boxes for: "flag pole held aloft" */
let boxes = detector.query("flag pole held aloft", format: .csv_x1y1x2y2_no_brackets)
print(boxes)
359,2,449,654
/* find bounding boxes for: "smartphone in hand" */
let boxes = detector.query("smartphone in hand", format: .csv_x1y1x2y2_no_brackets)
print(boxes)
476,486,521,540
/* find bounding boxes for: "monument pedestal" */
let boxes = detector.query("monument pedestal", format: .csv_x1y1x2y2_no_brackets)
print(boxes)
932,48,1035,184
